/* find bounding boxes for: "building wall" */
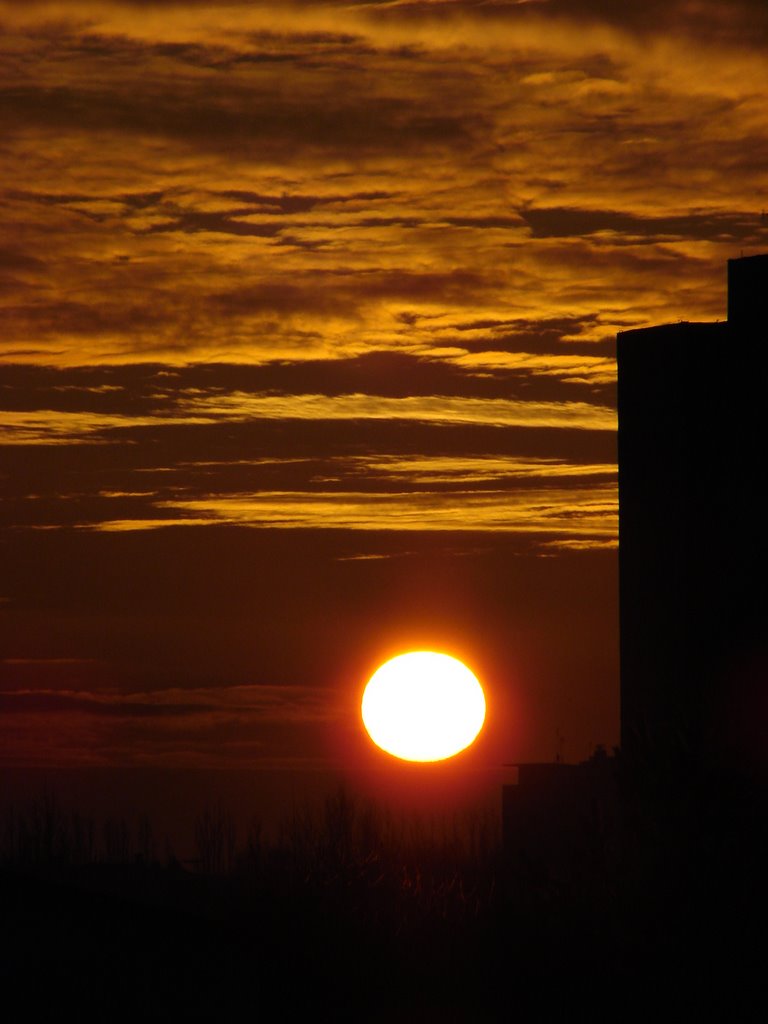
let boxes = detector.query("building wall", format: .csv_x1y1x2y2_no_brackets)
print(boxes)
617,259,768,783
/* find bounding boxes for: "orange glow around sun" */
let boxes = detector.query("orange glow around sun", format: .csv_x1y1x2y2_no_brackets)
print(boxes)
361,651,486,763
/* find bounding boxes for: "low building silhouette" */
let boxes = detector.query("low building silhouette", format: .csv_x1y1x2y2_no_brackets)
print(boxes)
501,751,617,876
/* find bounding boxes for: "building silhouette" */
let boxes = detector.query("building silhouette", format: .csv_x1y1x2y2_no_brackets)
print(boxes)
501,751,616,875
503,256,768,859
618,254,768,787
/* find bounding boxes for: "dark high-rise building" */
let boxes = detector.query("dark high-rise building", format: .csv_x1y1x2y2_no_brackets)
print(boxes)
618,255,768,785
502,257,766,865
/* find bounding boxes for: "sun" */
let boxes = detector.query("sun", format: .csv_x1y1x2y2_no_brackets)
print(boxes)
361,651,486,762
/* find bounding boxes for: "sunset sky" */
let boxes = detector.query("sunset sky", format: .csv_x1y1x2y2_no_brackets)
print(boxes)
1,1,767,793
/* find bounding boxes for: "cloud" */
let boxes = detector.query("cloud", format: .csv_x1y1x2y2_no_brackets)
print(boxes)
521,207,768,244
539,537,618,551
536,0,768,42
2,0,765,370
174,390,616,430
138,484,618,535
0,682,339,768
347,453,616,482
0,409,210,445
0,690,212,717
0,388,613,449
0,81,472,157
0,359,617,538
0,683,332,721
0,354,617,453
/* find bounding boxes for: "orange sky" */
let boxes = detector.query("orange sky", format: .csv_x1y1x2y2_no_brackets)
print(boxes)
1,1,766,778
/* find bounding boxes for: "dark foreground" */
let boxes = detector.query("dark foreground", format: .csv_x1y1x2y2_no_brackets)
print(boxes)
2,789,765,1019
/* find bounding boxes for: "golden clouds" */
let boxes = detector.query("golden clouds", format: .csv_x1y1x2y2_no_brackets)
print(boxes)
0,389,615,444
0,409,210,443
150,485,617,535
0,363,617,543
4,0,764,557
176,391,617,430
2,0,766,369
349,454,616,481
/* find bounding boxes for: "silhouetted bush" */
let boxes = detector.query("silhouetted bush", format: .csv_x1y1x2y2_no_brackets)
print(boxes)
3,778,759,1015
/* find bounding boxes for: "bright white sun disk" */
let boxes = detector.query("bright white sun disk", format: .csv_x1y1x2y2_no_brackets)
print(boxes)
361,651,486,762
